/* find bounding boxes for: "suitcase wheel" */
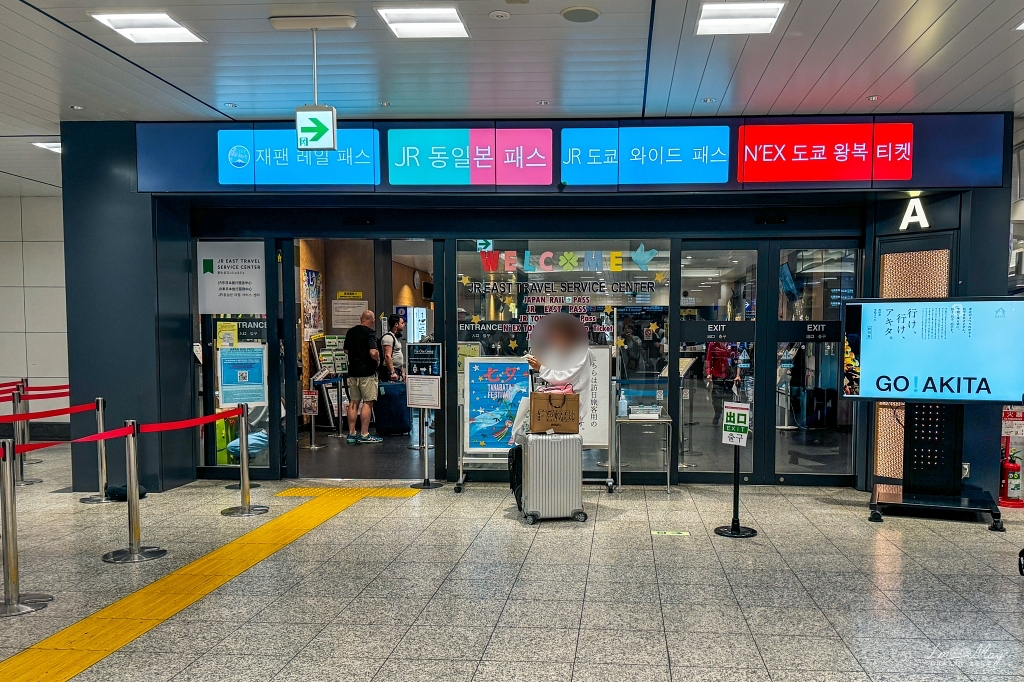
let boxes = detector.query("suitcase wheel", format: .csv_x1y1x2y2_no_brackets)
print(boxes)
524,514,538,525
574,512,588,523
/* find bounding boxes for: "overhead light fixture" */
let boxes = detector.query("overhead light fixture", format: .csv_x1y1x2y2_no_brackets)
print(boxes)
376,7,469,38
32,142,61,154
489,10,511,20
224,102,238,108
866,95,879,101
380,101,392,107
269,15,356,30
92,13,203,43
703,97,716,103
695,2,785,35
561,7,601,23
536,100,550,106
69,105,84,110
1017,20,1024,30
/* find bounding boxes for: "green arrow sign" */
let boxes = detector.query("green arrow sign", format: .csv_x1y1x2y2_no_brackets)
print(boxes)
300,117,329,142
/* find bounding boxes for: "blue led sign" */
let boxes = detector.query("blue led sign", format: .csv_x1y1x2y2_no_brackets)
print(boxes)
217,128,379,186
560,127,618,186
617,126,730,185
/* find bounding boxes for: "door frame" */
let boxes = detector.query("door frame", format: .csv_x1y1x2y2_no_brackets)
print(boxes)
763,238,861,487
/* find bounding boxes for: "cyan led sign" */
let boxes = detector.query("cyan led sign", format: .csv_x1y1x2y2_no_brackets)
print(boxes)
560,126,730,186
218,128,379,186
388,128,496,186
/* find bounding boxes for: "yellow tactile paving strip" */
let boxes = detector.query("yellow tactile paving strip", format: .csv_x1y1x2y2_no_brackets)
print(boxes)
0,486,419,682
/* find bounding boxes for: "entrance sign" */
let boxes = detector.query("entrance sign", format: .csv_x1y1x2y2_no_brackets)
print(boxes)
296,105,337,150
722,402,750,446
464,358,530,453
899,198,930,231
197,241,266,315
842,299,1024,402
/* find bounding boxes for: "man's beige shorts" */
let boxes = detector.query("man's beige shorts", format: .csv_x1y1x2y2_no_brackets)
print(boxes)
347,376,378,403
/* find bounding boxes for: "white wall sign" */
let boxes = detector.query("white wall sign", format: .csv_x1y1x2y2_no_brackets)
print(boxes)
197,241,266,315
332,299,367,330
898,197,930,231
581,346,611,449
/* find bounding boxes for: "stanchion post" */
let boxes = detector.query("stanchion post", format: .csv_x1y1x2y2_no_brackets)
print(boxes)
411,408,441,490
11,391,40,486
102,421,167,563
0,439,52,616
714,443,757,539
81,397,117,504
329,378,345,439
222,404,269,517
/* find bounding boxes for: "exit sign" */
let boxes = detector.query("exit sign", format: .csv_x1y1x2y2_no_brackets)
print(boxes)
296,105,337,151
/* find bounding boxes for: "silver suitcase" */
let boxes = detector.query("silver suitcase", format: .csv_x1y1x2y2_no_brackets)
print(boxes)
519,432,587,524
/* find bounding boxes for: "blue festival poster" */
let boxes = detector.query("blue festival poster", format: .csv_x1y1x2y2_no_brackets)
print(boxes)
464,358,530,453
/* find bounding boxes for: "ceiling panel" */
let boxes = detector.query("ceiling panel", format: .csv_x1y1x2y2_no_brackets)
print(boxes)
0,135,61,196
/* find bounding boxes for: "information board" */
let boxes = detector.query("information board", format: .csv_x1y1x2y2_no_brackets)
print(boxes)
464,358,530,453
218,346,267,407
842,299,1024,402
580,347,611,449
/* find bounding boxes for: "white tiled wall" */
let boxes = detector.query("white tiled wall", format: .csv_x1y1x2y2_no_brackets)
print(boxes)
0,197,69,422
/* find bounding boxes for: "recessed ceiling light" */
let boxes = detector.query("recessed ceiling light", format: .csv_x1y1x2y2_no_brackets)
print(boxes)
561,7,601,23
32,142,61,154
696,2,785,35
866,95,879,101
69,105,84,110
376,7,468,38
224,103,238,108
536,100,549,106
489,10,511,20
92,13,203,43
703,97,716,103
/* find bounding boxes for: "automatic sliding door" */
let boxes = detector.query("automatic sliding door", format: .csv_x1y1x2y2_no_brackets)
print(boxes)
678,249,757,474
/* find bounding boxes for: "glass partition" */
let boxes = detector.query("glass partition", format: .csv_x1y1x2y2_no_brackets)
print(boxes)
775,248,857,475
678,250,757,473
456,238,670,477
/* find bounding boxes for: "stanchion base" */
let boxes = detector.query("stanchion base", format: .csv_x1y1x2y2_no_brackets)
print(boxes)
20,593,53,604
411,480,442,490
224,483,261,490
23,459,42,465
102,547,167,563
714,524,758,538
15,479,43,486
79,494,119,504
302,445,326,450
221,505,270,517
0,595,52,617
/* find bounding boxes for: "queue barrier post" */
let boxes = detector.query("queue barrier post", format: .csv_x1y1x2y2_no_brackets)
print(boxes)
411,408,441,490
11,391,41,486
20,380,41,466
0,439,52,616
102,421,167,563
81,397,117,504
222,404,269,517
714,443,757,539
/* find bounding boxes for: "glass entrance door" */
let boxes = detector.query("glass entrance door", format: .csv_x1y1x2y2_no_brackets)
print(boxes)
678,249,758,476
773,246,859,480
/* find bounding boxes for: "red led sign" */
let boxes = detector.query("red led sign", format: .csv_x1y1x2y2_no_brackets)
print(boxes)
737,122,913,183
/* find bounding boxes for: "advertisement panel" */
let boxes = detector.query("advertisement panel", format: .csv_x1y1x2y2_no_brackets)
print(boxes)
842,299,1024,402
464,358,530,453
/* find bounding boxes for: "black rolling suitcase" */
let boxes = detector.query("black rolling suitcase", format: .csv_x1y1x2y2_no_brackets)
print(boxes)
375,381,412,435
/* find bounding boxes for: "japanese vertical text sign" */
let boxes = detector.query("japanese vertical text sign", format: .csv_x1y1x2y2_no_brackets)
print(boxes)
722,402,750,446
197,241,266,315
464,358,531,453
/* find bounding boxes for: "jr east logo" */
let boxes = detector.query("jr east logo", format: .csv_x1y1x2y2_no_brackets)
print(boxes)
874,375,992,395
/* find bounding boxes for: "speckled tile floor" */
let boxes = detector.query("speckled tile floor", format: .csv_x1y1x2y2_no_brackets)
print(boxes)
2,445,1024,681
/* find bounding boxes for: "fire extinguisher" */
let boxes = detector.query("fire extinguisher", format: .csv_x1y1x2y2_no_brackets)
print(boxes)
1000,437,1024,508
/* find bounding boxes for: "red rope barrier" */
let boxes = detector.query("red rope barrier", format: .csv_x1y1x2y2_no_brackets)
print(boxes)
13,424,135,454
0,403,94,424
23,384,70,392
139,407,242,434
19,391,70,402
